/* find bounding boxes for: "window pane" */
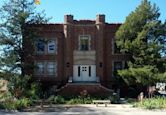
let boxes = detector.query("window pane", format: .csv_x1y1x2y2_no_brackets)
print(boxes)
36,40,45,52
80,36,89,51
47,62,57,75
48,40,56,53
114,62,122,71
36,62,44,75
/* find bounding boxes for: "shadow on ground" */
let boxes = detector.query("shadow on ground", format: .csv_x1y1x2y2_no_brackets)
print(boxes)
22,105,96,112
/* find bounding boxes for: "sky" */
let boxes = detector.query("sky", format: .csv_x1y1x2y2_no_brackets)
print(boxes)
0,0,166,23
33,0,166,23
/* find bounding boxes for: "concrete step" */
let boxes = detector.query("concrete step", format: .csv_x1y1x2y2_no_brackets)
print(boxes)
56,83,113,97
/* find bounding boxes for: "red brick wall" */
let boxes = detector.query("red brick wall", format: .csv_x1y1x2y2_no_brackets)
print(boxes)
24,15,130,88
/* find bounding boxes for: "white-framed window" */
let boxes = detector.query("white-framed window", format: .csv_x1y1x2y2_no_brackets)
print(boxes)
47,62,57,75
36,62,44,75
36,40,45,53
79,35,90,51
48,40,57,54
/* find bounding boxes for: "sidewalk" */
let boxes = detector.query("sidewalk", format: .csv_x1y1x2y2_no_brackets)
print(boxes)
1,104,166,115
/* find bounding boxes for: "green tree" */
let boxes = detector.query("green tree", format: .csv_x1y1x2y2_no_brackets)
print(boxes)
115,0,166,86
0,0,49,97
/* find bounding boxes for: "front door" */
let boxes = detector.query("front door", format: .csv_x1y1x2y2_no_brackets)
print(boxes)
73,65,96,82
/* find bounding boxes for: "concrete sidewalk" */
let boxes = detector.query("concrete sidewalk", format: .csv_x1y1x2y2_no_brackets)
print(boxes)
0,104,166,115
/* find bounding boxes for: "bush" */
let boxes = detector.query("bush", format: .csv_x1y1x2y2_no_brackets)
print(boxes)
25,83,41,100
67,96,92,104
15,98,32,109
133,96,166,109
0,98,32,110
47,95,65,104
108,93,119,104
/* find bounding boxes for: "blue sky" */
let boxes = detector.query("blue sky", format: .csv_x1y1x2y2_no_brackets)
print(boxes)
0,0,166,23
34,0,166,23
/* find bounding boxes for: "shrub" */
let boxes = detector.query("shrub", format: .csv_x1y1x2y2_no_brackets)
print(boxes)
67,96,92,104
47,95,65,104
133,96,166,109
25,83,41,100
108,93,119,104
15,98,32,109
0,98,32,110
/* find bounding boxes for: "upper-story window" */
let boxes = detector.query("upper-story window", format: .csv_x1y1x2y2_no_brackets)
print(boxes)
48,40,57,54
79,35,90,51
112,38,121,54
36,40,45,53
35,39,57,54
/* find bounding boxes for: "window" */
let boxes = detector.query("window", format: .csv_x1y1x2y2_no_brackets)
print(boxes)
36,62,44,75
114,61,123,71
82,67,87,71
79,35,90,51
36,40,45,53
47,62,57,75
48,40,57,54
112,38,121,54
113,61,123,77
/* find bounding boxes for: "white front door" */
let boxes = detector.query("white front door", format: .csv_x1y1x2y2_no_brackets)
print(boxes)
73,65,96,82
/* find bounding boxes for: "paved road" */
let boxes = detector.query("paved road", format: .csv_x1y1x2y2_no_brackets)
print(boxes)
0,104,166,115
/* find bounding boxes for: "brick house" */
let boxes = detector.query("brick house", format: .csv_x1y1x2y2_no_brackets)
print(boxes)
24,14,130,96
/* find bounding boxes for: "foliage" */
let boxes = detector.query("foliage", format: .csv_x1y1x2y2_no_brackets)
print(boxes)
47,95,105,104
118,66,156,85
0,0,49,102
133,97,166,109
25,82,41,100
0,0,49,74
47,95,65,104
108,93,119,104
115,0,166,86
0,97,32,110
67,96,92,104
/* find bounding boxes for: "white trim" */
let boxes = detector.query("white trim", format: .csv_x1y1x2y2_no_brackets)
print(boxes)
47,39,57,54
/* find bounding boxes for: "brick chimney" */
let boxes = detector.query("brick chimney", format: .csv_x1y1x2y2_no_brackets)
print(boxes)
64,15,73,24
96,14,105,24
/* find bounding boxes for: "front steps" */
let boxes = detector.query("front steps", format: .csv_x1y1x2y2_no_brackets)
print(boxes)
56,83,113,97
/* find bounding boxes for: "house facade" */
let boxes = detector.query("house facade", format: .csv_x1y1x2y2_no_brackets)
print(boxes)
25,14,130,95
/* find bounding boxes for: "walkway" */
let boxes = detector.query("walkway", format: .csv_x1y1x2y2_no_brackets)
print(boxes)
0,104,166,115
